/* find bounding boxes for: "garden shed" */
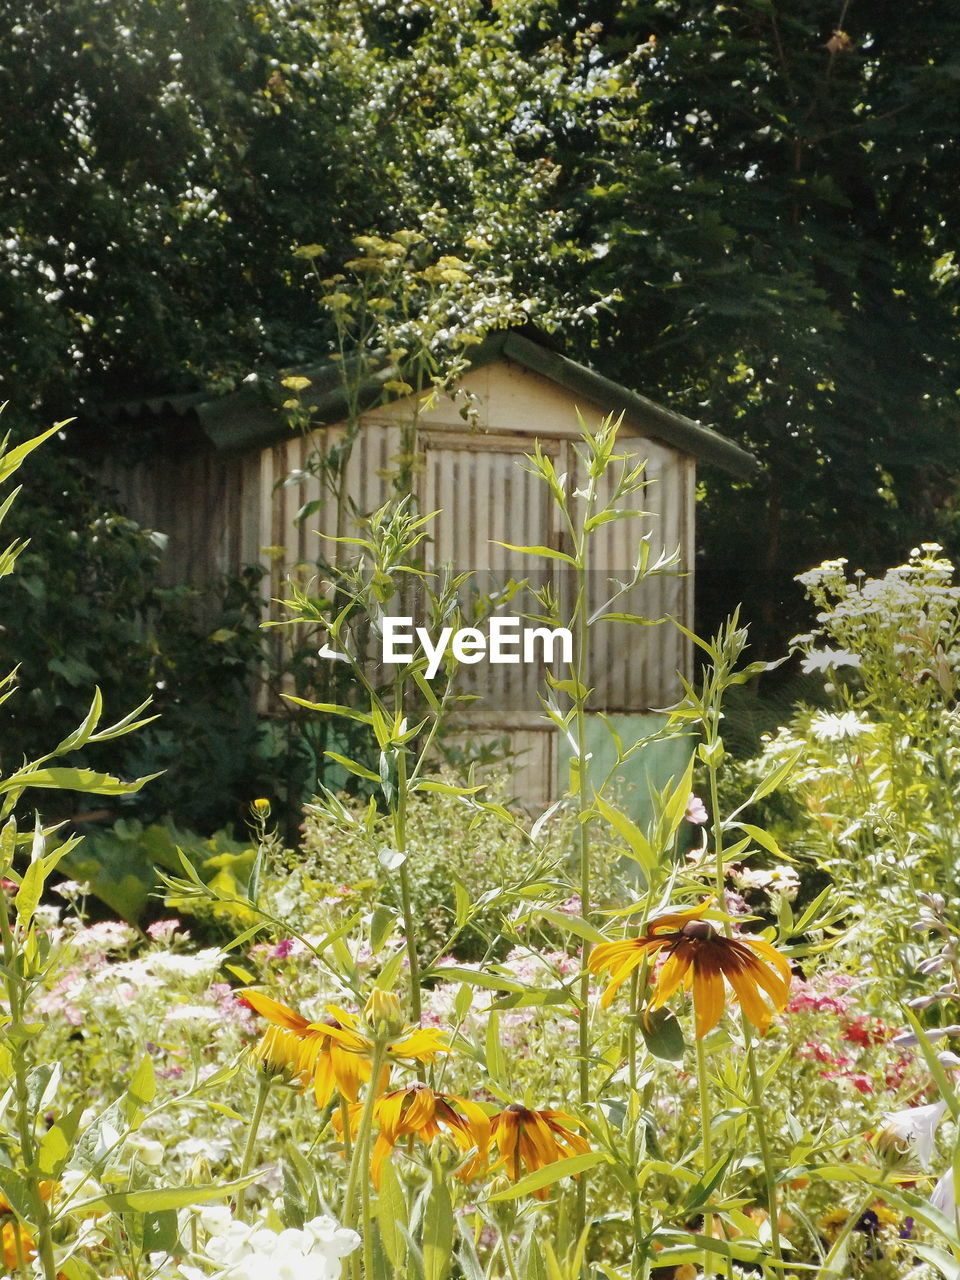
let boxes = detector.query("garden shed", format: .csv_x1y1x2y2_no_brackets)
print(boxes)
95,331,755,806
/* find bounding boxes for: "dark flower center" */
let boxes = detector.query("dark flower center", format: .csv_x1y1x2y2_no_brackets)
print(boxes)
680,920,716,942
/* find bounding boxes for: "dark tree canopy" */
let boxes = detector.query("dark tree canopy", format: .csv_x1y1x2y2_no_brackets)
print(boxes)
3,0,960,671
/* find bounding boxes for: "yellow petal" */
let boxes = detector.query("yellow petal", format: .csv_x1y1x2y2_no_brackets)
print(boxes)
692,964,726,1039
240,989,310,1034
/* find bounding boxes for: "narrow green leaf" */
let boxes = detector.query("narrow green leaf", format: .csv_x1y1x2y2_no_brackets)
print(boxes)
485,1152,608,1201
0,422,65,486
324,752,381,782
1,767,160,796
743,745,803,807
594,794,657,876
52,688,103,756
491,541,577,566
532,908,609,946
429,966,524,993
282,696,373,724
485,1010,506,1084
73,1173,258,1216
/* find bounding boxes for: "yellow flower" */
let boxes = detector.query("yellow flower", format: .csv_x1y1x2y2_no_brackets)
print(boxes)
0,1181,53,1215
239,989,372,1104
2,1221,35,1269
337,1083,490,1187
239,990,450,1105
589,900,791,1039
252,798,271,813
490,1105,590,1200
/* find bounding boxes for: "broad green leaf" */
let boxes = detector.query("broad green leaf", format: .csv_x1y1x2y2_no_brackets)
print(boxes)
15,858,44,926
38,1124,70,1178
378,1155,408,1271
639,1007,685,1061
423,1171,454,1280
140,1208,179,1256
124,1054,156,1124
370,904,397,953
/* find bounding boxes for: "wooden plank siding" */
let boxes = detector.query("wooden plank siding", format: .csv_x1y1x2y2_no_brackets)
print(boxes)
97,360,696,804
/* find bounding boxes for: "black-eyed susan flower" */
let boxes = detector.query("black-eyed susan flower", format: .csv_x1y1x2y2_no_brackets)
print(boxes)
490,1105,590,1200
589,900,791,1039
337,1083,490,1187
238,990,372,1104
323,1004,451,1070
239,990,451,1105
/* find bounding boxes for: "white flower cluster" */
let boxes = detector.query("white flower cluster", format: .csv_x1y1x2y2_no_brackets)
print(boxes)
729,863,801,901
179,1212,359,1280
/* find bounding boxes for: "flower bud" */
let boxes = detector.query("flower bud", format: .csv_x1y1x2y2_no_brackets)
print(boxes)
487,1175,517,1228
363,988,405,1038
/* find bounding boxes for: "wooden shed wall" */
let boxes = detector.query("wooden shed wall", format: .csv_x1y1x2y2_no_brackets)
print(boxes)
98,362,695,804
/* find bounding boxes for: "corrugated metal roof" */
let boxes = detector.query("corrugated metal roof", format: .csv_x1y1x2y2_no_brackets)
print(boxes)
102,331,756,478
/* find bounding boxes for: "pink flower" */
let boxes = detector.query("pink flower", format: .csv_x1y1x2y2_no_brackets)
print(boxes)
842,1016,890,1047
146,919,181,941
685,795,709,825
556,895,583,916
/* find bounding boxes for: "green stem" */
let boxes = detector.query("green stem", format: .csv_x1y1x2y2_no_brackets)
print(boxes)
573,570,593,1247
12,1217,27,1277
695,1035,715,1279
339,1095,353,1167
501,1227,522,1280
817,1187,874,1279
394,723,422,1025
744,1033,783,1268
235,1074,271,1220
628,970,643,1279
342,1041,388,1232
0,901,57,1280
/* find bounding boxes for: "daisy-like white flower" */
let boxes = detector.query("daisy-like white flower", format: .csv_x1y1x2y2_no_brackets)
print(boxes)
800,647,862,674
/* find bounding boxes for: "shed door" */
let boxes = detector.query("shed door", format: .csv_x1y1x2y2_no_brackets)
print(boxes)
419,433,565,728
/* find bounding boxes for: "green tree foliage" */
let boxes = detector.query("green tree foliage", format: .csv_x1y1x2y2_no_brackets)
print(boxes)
4,0,960,743
555,1,960,651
